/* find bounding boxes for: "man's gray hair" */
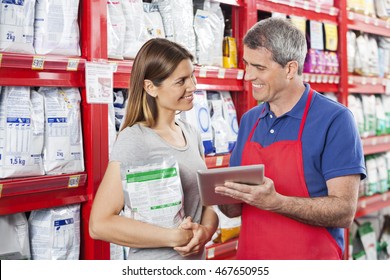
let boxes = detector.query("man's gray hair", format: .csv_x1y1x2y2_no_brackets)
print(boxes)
243,17,307,75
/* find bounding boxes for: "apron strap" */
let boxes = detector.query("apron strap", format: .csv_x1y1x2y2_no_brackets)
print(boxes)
297,89,314,141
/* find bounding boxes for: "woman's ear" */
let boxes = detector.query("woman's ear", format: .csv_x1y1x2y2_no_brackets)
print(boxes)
285,60,299,80
143,79,157,97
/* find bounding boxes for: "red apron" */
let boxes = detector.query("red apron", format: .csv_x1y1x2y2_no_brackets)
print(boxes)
236,89,342,260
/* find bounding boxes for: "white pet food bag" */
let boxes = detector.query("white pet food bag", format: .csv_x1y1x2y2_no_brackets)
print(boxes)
0,212,31,260
143,2,165,40
34,0,81,56
29,204,81,260
40,87,84,174
153,0,196,59
121,0,146,59
208,92,230,155
107,0,126,59
179,90,213,155
220,91,238,152
0,86,45,178
0,0,35,53
122,156,185,228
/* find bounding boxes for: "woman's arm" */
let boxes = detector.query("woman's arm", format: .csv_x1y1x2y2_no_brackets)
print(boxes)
89,161,193,248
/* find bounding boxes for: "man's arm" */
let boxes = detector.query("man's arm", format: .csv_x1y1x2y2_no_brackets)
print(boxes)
215,174,360,228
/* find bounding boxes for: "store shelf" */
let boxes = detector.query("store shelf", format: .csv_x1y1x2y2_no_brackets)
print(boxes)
214,0,243,6
348,75,389,94
205,154,231,168
0,52,85,87
303,73,339,92
347,11,390,37
112,62,245,91
195,66,245,91
356,191,390,218
362,135,390,155
0,173,88,215
206,237,238,260
256,0,338,23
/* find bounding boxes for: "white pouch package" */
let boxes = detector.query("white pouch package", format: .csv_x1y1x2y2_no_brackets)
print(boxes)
0,212,31,260
122,156,184,228
348,94,365,136
33,0,81,56
0,0,35,53
121,0,146,59
107,0,126,59
194,9,214,66
179,90,213,155
143,2,165,40
220,91,238,152
153,0,196,59
29,204,80,260
208,92,230,155
0,86,45,178
39,87,84,174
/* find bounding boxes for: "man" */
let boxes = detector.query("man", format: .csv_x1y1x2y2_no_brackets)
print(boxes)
215,17,366,260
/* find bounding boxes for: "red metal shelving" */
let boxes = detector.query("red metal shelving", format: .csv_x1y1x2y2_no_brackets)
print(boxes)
347,11,390,37
256,0,338,23
206,237,238,260
356,191,390,218
362,135,390,155
205,154,231,169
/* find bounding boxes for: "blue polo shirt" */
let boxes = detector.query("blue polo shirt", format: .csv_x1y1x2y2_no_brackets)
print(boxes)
230,83,366,251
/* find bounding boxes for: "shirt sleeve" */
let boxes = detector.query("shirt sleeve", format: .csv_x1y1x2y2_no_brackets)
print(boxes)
321,109,367,181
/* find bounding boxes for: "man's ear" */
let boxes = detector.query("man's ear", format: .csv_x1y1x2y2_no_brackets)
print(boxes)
143,79,157,97
285,60,299,80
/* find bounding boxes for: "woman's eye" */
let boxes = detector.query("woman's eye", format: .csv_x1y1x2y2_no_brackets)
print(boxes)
176,80,185,85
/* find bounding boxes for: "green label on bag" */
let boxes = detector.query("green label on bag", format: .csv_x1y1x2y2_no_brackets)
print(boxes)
151,201,181,210
126,168,177,183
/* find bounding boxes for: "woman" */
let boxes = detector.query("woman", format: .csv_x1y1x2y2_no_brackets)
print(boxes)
89,38,218,260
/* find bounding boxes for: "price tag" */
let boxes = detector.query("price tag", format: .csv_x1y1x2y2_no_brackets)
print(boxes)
385,79,390,95
67,58,80,71
371,78,377,85
207,248,215,259
348,12,354,20
364,16,370,24
310,74,316,83
289,0,295,7
360,199,366,208
68,175,81,188
303,74,309,82
0,184,3,198
303,1,309,10
374,18,379,26
315,3,321,13
329,75,335,83
361,77,367,85
335,76,340,84
316,75,322,83
348,76,354,85
216,156,224,166
237,69,244,80
109,62,118,73
329,7,337,16
323,75,329,83
199,67,207,78
32,56,45,70
218,68,226,79
382,193,388,201
0,53,2,67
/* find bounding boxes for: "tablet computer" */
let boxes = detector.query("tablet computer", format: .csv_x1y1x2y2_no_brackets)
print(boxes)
196,164,264,206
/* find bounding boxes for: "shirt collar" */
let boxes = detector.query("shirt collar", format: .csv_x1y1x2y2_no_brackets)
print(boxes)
259,83,312,120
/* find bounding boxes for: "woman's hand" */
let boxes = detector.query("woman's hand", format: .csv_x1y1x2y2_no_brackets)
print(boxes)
173,216,214,257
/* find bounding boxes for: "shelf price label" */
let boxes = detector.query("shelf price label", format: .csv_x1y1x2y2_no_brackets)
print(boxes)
0,53,2,67
32,56,45,70
0,184,3,198
237,69,244,80
68,175,81,188
217,68,226,79
315,3,321,13
67,58,80,71
216,156,224,166
199,67,207,78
